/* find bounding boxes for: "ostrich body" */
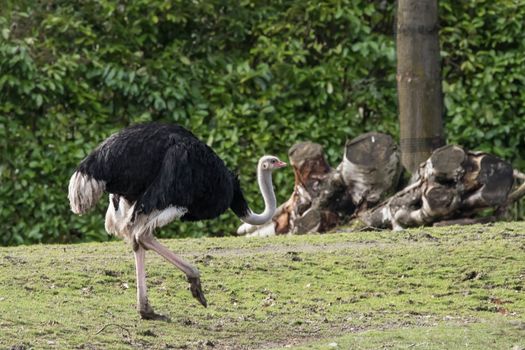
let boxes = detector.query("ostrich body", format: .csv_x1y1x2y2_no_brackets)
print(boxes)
68,122,286,320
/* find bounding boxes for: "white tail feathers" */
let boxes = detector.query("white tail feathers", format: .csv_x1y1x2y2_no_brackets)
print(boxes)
68,171,106,214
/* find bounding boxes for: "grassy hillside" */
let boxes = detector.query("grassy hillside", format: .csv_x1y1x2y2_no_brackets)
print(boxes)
1,222,524,349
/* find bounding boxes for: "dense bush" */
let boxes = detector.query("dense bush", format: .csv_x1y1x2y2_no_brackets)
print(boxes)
440,0,525,166
1,0,523,245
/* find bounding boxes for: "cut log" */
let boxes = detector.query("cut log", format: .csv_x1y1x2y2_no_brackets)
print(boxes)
507,180,525,205
291,171,354,234
395,185,460,227
514,170,525,181
424,144,466,183
286,142,346,234
288,141,332,195
361,180,422,229
424,185,460,214
461,152,514,208
341,132,402,206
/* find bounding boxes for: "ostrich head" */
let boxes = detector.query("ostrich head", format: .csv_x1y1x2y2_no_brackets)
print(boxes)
258,155,287,171
237,155,286,227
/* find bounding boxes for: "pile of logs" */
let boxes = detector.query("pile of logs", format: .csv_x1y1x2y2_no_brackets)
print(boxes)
362,145,518,230
238,134,525,236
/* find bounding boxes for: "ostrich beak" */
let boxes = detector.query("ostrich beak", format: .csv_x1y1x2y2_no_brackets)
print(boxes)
275,160,287,168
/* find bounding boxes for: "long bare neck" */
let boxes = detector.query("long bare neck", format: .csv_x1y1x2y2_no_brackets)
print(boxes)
241,163,276,225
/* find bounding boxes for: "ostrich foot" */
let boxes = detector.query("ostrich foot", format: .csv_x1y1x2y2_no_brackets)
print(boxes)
138,302,170,322
188,276,207,307
139,309,171,322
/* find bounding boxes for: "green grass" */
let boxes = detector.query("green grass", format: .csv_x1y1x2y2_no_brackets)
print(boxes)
1,223,524,349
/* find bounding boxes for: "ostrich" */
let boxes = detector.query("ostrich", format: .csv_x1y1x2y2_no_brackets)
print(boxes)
68,122,286,320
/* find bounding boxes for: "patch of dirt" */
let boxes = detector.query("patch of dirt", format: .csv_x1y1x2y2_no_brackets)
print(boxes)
204,314,479,350
462,271,483,281
3,255,28,265
202,240,428,258
9,345,30,350
407,232,439,242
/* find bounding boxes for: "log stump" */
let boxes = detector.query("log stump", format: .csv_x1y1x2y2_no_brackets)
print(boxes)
342,132,402,207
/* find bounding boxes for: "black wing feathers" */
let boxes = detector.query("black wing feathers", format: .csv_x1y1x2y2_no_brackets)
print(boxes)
134,144,194,217
76,122,240,221
230,174,250,219
76,123,180,202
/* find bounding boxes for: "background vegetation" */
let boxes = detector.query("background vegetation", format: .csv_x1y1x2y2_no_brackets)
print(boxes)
1,0,524,245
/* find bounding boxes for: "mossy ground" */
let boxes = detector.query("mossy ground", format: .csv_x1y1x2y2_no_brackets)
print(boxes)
1,223,524,349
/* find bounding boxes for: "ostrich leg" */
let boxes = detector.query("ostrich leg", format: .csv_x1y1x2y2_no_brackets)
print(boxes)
133,245,170,320
139,236,207,308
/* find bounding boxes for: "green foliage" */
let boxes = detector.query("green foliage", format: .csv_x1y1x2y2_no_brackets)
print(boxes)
0,0,396,245
440,0,525,167
0,0,523,245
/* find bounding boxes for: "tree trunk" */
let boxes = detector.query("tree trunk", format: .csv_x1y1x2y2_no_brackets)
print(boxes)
396,0,444,173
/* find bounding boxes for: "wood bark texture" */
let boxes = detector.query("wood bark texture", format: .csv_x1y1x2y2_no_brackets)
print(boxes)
397,0,444,173
238,137,525,236
360,145,517,230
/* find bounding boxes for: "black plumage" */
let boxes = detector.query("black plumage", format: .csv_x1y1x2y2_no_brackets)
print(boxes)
69,122,286,319
75,122,249,221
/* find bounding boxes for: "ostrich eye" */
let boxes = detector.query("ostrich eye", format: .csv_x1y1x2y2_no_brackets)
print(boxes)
271,159,276,164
